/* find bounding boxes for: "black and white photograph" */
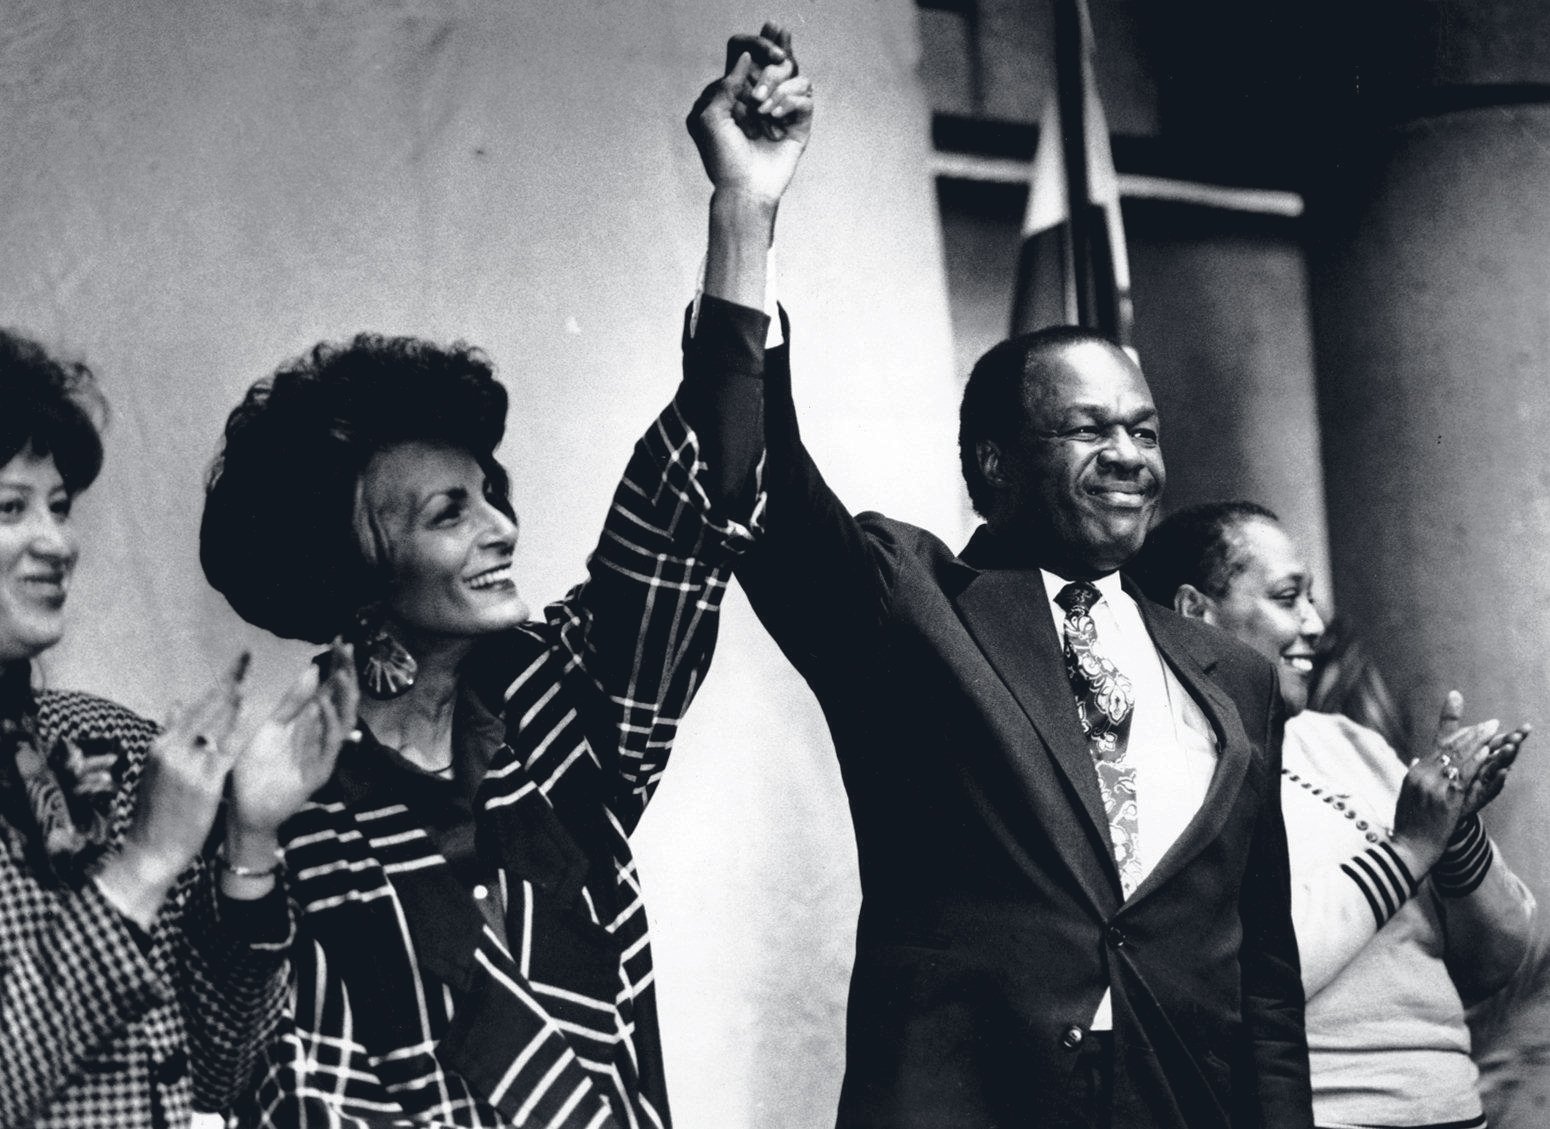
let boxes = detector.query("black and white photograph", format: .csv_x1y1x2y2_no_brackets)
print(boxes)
1,2,1545,1127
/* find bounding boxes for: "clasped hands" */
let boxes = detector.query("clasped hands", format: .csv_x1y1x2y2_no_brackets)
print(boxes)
688,23,813,204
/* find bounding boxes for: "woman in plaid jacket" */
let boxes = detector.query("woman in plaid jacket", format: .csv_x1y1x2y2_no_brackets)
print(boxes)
196,44,810,1129
0,330,359,1128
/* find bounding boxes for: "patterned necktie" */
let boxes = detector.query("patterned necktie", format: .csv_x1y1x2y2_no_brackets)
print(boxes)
1055,581,1142,896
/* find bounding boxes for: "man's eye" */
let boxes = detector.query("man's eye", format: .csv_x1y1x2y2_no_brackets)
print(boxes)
1064,426,1101,440
1131,427,1159,446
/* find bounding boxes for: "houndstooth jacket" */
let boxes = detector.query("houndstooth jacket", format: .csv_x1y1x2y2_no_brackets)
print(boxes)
0,689,293,1129
233,309,767,1129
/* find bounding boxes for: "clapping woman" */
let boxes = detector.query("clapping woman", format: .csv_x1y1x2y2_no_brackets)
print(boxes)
0,329,358,1129
1132,502,1535,1129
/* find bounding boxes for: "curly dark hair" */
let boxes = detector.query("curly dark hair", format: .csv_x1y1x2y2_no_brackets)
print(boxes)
957,325,1117,517
1127,500,1279,607
0,329,105,494
200,333,513,643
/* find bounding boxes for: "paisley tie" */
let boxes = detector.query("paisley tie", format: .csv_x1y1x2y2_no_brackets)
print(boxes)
1055,581,1142,896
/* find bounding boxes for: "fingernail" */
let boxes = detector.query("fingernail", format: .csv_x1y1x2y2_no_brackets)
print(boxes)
771,104,787,119
752,84,767,100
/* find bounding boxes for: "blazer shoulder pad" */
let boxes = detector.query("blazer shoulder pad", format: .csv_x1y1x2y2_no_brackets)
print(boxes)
855,511,959,564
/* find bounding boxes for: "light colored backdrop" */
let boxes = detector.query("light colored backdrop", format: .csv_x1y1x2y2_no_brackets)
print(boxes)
1,2,968,1126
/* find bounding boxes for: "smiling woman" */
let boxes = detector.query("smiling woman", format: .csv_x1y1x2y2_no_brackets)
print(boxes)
1131,502,1537,1129
190,26,803,1124
356,440,530,644
0,329,357,1129
0,343,98,662
197,315,770,1128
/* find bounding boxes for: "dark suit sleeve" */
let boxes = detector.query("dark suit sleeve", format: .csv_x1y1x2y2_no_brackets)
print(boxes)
678,295,768,512
1236,681,1315,1129
734,308,898,676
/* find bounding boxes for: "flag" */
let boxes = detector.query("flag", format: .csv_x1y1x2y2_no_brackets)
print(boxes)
1010,0,1134,351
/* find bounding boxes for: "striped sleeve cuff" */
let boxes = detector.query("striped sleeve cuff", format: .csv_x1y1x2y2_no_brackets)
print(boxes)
1340,841,1419,928
1434,814,1494,897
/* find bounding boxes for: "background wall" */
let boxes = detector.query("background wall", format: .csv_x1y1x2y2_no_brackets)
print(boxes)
0,2,967,1126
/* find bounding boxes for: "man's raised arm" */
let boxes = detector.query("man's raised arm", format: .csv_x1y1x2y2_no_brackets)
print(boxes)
689,28,904,678
683,24,810,508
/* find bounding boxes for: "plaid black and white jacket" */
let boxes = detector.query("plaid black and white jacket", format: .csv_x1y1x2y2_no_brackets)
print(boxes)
0,690,293,1129
234,363,765,1127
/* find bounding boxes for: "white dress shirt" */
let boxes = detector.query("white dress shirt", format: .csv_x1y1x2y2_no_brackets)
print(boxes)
1039,570,1218,1029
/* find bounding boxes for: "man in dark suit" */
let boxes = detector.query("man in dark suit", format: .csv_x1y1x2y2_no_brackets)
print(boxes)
743,320,1312,1128
689,30,1312,1127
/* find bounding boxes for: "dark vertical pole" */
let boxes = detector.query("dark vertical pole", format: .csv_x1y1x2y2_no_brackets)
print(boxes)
1053,0,1092,327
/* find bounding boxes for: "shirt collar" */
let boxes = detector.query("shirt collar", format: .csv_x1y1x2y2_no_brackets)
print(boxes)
1040,568,1124,608
336,681,506,809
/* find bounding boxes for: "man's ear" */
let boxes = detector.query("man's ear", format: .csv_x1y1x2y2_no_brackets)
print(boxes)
976,438,1008,489
1174,583,1213,622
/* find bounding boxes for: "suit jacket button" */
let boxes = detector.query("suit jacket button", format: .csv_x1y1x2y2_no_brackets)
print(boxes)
1107,926,1126,947
1060,1024,1085,1050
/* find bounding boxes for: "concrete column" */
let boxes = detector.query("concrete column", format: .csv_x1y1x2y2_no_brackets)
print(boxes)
1309,6,1550,1119
1127,203,1330,601
1310,7,1550,889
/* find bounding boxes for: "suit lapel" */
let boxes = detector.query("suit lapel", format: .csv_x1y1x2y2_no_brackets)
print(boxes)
1126,594,1252,903
952,564,1121,906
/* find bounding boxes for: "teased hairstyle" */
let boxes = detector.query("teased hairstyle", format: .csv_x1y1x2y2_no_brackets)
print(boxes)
1128,500,1279,606
957,325,1119,517
200,334,512,643
0,329,105,494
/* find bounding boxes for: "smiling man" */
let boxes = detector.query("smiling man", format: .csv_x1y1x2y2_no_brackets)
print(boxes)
728,168,1314,1125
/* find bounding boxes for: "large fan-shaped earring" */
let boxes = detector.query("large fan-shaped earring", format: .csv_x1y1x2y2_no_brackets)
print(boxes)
354,611,417,700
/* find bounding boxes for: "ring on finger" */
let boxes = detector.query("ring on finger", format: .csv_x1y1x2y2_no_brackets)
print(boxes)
1438,753,1452,769
1444,764,1461,783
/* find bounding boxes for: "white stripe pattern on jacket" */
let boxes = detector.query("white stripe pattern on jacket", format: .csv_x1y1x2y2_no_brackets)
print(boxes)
233,394,761,1129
